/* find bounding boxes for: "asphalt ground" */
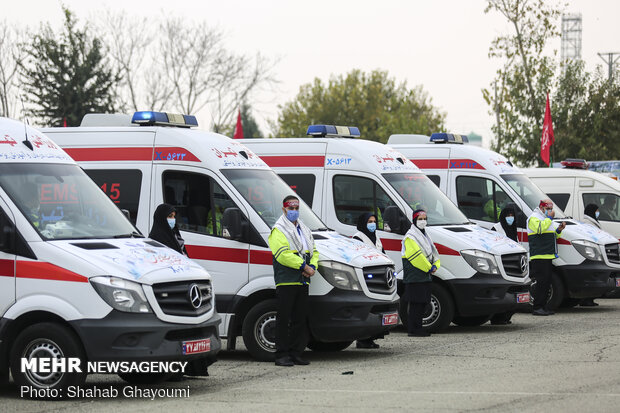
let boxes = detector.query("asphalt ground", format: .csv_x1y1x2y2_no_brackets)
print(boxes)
3,299,620,412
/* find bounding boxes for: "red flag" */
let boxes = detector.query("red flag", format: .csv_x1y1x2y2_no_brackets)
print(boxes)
541,93,554,166
233,109,243,139
63,117,67,127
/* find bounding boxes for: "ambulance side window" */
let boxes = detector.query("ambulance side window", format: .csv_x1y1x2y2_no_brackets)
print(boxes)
456,176,510,223
547,193,570,212
333,175,394,229
583,193,620,222
0,209,14,253
163,171,241,238
279,174,316,207
85,169,142,224
427,175,441,187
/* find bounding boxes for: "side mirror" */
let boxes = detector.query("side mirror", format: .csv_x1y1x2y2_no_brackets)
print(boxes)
120,209,131,221
383,206,409,235
221,207,249,241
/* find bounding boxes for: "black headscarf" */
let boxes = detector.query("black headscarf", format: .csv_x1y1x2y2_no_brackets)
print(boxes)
584,203,599,222
412,208,426,235
356,212,378,244
149,204,185,254
498,206,518,242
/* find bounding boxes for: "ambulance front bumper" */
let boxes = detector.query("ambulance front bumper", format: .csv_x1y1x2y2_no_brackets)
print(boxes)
447,273,531,317
555,261,617,298
307,289,400,342
70,310,221,362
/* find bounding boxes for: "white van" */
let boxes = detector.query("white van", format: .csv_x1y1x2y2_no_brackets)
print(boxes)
389,133,620,308
46,112,399,361
523,163,620,239
243,125,531,332
0,117,220,392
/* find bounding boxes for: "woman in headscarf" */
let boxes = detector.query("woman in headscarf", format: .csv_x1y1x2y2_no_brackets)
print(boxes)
583,203,602,229
492,206,518,242
401,209,440,337
352,212,384,348
149,203,187,255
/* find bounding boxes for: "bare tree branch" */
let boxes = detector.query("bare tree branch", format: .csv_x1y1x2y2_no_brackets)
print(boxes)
0,21,27,118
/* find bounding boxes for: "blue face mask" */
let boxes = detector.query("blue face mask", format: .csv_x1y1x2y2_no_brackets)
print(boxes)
367,222,377,233
505,216,515,226
595,211,600,219
167,218,176,229
286,209,299,222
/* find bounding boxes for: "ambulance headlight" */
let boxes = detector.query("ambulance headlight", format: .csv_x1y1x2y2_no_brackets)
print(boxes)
318,261,362,291
571,240,603,261
460,250,500,275
90,276,152,313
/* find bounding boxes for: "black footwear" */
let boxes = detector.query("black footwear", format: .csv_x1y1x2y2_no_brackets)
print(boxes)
275,356,294,367
532,308,550,316
356,340,380,349
580,299,599,307
290,355,310,365
490,320,513,325
408,330,431,337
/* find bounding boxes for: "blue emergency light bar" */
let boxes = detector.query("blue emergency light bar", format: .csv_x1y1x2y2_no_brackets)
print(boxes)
430,133,469,144
306,124,361,138
131,111,198,128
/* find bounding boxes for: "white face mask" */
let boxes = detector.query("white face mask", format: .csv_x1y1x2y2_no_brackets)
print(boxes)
167,218,176,229
416,219,427,230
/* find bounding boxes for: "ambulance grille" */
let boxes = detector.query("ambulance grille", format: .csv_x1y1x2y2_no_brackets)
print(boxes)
605,244,620,264
152,281,212,317
362,265,397,294
501,253,528,278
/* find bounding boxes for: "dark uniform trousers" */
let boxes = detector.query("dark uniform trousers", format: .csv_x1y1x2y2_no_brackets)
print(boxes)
275,284,309,358
530,259,553,310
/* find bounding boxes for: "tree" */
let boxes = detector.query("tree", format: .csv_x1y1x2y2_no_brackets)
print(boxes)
21,8,118,126
483,0,562,165
275,70,445,142
0,21,27,118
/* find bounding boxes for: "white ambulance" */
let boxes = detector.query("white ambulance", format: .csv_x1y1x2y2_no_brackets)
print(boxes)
388,133,620,308
46,112,399,361
0,117,220,392
242,125,531,332
523,161,620,239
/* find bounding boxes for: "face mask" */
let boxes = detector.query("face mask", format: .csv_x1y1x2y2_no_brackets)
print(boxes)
416,219,427,230
505,216,515,226
286,209,299,222
544,209,551,217
167,218,176,229
367,222,377,233
595,211,600,219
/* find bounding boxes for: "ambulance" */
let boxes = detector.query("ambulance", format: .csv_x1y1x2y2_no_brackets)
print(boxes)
0,117,220,392
242,125,531,332
388,133,620,308
45,112,399,361
523,160,620,239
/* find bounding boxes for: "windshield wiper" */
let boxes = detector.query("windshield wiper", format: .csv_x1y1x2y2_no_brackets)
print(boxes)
316,227,330,231
113,231,144,238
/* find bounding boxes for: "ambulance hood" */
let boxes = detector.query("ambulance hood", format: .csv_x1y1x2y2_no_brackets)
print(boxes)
557,220,618,245
428,224,526,256
313,232,394,268
47,239,210,284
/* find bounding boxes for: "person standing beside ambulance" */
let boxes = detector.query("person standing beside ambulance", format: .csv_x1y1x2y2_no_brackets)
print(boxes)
528,199,566,316
268,195,318,366
401,210,440,337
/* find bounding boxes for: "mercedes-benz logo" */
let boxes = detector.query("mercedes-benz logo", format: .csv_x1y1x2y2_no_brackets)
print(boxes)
385,268,396,289
188,284,202,309
520,255,528,274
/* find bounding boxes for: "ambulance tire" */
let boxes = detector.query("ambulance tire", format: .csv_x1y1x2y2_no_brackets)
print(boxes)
307,340,353,352
452,315,491,327
398,283,454,333
530,272,564,310
10,322,86,395
242,299,279,362
118,372,172,384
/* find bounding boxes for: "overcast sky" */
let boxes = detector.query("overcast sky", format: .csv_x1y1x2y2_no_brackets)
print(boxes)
5,0,620,144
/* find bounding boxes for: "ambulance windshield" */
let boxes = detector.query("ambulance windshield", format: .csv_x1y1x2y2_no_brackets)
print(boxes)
222,169,328,231
383,173,470,225
0,163,139,240
501,174,565,217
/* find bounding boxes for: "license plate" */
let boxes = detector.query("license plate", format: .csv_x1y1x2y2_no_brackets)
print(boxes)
382,312,399,326
182,338,211,355
616,278,620,288
517,292,531,303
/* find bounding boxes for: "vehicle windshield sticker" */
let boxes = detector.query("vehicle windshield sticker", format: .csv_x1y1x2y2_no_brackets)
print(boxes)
316,233,389,264
573,221,616,244
101,241,192,279
458,225,522,252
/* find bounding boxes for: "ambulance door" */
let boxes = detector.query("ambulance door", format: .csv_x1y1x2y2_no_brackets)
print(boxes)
580,186,620,239
153,165,251,297
325,170,408,268
0,200,16,315
278,171,323,215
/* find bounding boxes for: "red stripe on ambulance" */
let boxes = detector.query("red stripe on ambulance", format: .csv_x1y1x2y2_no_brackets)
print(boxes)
64,147,200,162
0,259,87,282
411,159,485,170
186,245,272,265
261,155,326,167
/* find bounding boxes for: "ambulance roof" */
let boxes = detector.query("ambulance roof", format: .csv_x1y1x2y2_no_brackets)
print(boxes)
242,137,421,174
523,167,620,188
0,117,74,164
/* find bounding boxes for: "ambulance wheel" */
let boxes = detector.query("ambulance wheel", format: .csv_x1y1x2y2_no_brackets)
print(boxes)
9,322,86,395
242,299,279,361
399,283,454,332
307,340,353,352
118,372,172,384
452,315,491,327
530,273,564,310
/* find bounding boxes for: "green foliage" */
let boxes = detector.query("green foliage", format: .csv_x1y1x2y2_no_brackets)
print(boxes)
275,69,445,142
21,8,118,126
